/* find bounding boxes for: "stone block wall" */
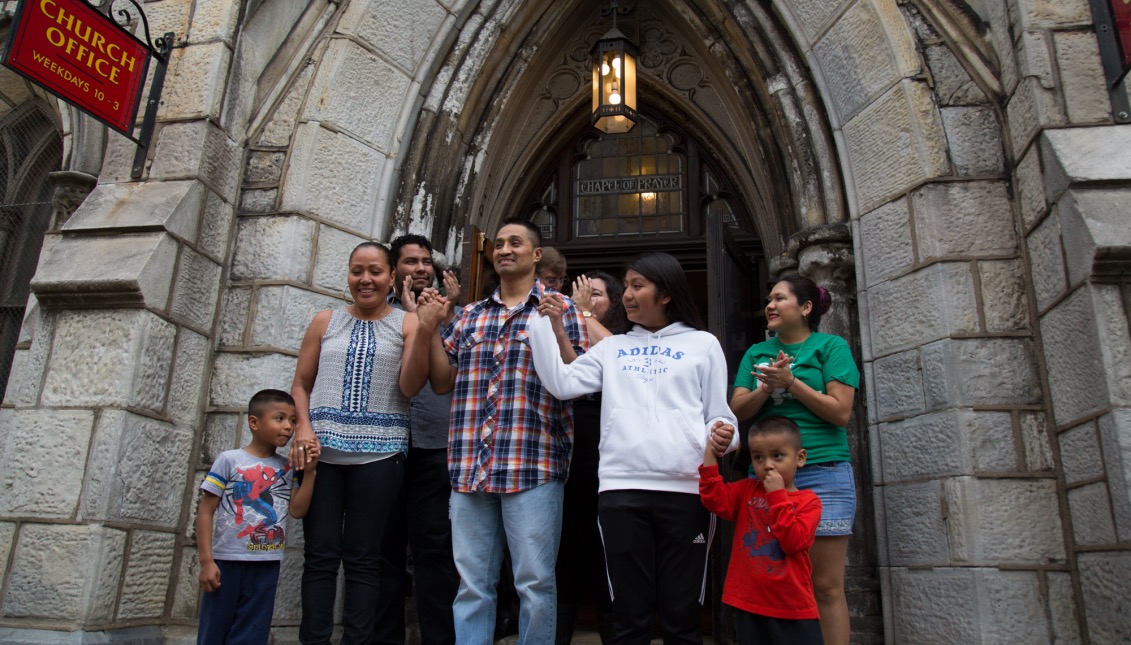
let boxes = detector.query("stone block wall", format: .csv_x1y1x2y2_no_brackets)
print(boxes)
196,0,466,635
1,0,1130,642
774,0,1126,641
0,0,243,634
1025,125,1131,641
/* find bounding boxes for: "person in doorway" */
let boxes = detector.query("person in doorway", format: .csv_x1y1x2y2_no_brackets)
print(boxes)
537,246,568,293
288,242,437,645
412,217,589,645
554,270,631,644
528,251,738,644
700,415,823,645
729,274,859,645
496,244,568,641
372,234,461,645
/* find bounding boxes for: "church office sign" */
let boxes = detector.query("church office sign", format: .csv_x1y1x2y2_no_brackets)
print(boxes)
1092,0,1131,121
2,0,151,136
1112,0,1131,71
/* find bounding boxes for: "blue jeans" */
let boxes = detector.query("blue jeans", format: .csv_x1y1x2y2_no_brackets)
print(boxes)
450,481,564,645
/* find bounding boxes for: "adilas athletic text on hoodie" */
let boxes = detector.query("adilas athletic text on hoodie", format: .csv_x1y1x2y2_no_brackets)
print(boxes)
528,313,738,496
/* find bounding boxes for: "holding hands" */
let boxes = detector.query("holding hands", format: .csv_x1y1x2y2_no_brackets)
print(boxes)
288,430,322,471
703,420,735,467
536,292,569,335
415,288,454,330
709,420,735,457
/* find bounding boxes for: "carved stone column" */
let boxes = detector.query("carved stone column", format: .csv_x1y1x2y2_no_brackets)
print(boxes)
793,223,855,342
48,170,97,229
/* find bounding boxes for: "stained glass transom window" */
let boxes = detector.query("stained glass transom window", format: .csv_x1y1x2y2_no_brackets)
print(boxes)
573,119,684,237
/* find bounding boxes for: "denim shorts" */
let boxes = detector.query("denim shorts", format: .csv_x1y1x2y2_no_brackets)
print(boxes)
792,461,856,537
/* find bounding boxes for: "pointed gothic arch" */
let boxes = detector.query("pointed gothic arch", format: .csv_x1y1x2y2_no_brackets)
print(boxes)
389,0,846,261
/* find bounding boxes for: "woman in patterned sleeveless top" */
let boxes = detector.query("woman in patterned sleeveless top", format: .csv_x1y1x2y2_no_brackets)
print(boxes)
289,242,436,644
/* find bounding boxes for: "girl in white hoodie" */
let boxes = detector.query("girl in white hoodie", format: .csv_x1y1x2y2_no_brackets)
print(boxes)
530,252,738,645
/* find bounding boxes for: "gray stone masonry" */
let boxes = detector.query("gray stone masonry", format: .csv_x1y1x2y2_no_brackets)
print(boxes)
3,0,1131,642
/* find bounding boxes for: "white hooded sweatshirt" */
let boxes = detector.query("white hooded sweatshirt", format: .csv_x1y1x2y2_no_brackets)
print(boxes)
529,314,739,495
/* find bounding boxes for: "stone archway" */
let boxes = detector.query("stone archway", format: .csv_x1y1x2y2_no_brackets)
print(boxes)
233,0,1071,640
5,0,1127,641
390,0,847,259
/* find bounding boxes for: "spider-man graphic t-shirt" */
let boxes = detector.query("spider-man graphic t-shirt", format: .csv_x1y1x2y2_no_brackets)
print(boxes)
201,448,293,561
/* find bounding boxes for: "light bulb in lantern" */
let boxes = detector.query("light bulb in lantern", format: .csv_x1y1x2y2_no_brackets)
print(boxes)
610,92,621,104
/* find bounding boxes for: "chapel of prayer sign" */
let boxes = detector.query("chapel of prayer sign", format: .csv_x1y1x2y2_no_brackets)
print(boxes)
577,174,682,196
3,0,151,136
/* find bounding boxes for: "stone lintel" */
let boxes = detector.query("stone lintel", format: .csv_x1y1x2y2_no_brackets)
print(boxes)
30,233,177,310
1056,188,1131,285
62,180,206,243
1041,126,1131,201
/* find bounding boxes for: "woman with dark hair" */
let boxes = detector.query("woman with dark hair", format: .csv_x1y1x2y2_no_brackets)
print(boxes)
572,270,631,341
729,274,859,645
289,242,434,644
553,270,629,644
530,252,738,644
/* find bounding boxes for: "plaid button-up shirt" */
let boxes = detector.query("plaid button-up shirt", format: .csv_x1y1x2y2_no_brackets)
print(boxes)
443,280,588,493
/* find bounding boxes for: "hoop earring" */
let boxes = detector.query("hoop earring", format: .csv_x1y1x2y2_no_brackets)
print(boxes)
342,286,354,304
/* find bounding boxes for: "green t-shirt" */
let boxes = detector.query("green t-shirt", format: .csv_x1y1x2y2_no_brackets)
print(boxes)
733,332,860,464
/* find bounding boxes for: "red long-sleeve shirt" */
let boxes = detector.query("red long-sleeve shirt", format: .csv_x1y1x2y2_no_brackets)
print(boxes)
698,464,822,619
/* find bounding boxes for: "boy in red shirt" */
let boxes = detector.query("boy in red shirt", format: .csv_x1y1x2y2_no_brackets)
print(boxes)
700,415,824,644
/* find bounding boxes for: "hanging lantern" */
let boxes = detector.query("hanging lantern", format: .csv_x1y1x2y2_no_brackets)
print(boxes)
591,8,638,134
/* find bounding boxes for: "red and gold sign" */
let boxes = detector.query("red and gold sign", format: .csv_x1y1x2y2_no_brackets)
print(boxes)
3,0,151,136
1113,0,1131,69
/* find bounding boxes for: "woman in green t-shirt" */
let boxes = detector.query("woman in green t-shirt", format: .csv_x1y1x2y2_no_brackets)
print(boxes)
730,274,859,645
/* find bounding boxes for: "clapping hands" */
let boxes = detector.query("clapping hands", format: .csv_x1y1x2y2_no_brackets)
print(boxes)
753,350,795,393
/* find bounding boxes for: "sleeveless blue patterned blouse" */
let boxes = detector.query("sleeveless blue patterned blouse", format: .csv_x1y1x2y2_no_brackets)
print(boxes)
308,307,410,460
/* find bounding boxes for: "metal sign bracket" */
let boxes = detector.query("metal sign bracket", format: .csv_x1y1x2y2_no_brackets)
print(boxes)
107,0,175,178
1089,0,1131,123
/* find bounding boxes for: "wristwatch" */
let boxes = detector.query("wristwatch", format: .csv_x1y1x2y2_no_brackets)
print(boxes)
581,310,593,318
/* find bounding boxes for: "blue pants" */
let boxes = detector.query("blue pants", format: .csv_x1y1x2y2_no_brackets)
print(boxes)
451,481,565,645
197,560,280,645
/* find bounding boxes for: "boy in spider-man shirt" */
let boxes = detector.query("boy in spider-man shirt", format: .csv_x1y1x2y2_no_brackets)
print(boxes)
196,389,317,644
700,415,824,645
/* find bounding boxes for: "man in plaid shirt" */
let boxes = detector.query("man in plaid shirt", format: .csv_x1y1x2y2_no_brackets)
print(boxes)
414,217,588,645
